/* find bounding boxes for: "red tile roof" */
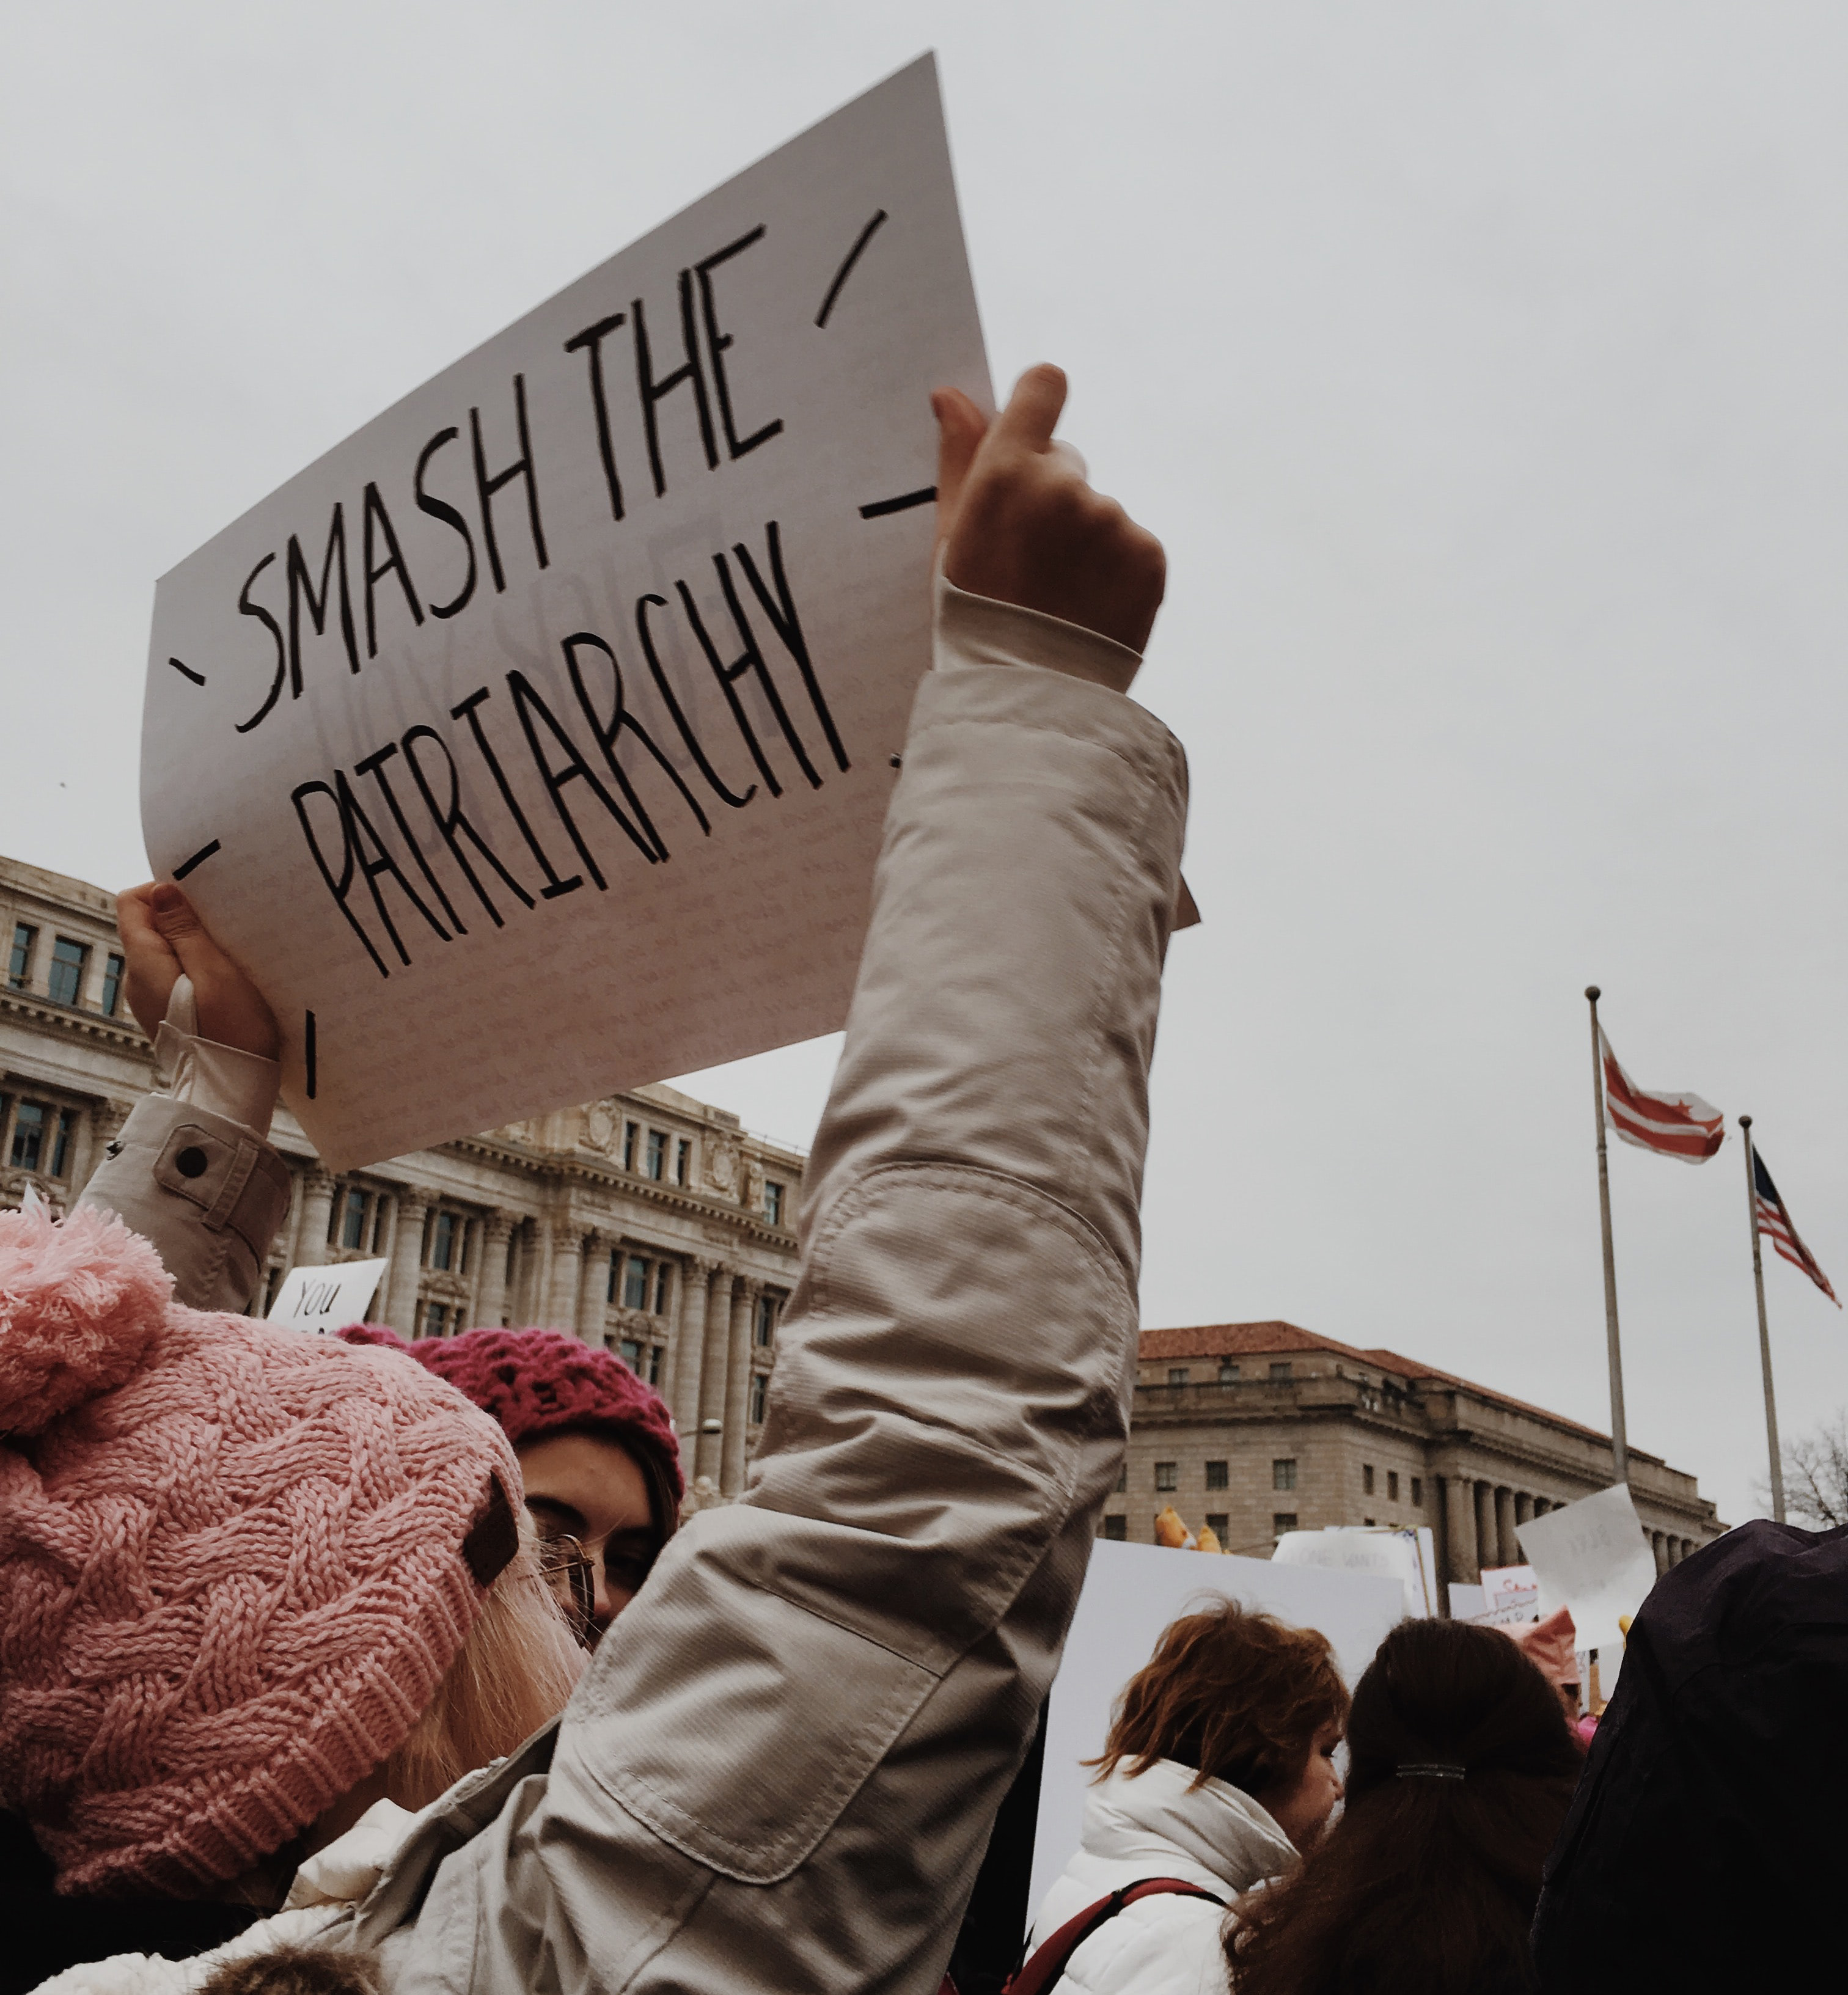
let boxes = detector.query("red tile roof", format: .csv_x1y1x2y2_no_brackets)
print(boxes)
1138,1322,1613,1448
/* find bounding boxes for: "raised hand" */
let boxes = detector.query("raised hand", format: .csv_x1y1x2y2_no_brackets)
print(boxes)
932,364,1166,676
116,882,280,1060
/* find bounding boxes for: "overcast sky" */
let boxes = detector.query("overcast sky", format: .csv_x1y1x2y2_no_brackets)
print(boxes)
6,3,1844,1529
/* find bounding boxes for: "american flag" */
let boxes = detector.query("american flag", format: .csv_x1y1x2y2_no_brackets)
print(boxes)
1753,1148,1839,1306
1600,1028,1725,1163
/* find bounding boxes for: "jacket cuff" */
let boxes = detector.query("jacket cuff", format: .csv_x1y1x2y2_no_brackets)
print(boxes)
155,976,282,1139
78,1097,293,1314
934,569,1144,693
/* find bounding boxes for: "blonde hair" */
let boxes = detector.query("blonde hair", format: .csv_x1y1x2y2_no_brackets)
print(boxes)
384,1541,584,1809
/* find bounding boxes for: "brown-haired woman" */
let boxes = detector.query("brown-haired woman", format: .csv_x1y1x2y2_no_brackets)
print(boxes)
1027,1599,1350,1995
1228,1618,1584,1995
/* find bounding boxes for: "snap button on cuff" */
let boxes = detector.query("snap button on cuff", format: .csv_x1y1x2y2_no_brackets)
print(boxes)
175,1146,209,1179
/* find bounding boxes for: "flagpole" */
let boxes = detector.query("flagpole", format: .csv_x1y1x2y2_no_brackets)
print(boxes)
1585,987,1629,1483
1739,1115,1785,1524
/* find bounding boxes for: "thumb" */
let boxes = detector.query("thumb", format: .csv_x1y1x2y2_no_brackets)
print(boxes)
931,387,988,563
148,883,210,962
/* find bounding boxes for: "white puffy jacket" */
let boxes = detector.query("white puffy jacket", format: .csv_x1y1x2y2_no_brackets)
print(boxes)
1027,1759,1298,1995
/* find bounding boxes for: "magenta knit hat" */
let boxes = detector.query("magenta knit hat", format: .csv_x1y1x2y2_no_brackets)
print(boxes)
338,1325,684,1513
0,1202,522,1897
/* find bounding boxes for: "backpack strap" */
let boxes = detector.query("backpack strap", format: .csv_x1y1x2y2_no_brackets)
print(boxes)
1003,1877,1229,1995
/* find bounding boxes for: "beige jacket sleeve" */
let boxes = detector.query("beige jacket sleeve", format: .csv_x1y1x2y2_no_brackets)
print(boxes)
76,979,292,1314
370,592,1189,1994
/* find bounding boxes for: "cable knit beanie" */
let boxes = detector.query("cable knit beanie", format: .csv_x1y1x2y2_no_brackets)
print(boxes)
338,1325,683,1517
0,1202,522,1897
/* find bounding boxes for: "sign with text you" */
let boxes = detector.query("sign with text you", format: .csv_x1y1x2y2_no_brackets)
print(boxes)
142,57,989,1171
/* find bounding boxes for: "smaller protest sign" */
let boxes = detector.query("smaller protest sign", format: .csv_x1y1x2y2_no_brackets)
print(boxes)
1475,1562,1541,1625
1273,1525,1438,1620
1448,1581,1488,1620
1516,1484,1657,1655
267,1258,387,1334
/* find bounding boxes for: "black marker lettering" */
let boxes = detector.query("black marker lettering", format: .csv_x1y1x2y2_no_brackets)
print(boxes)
336,767,453,962
286,505,360,700
562,629,712,844
450,686,583,899
361,481,425,657
507,668,661,887
235,552,287,733
695,225,783,461
292,778,390,978
469,373,548,594
563,312,628,523
678,558,824,794
401,723,536,926
415,426,478,619
733,520,848,771
631,275,717,499
634,592,757,810
354,741,464,934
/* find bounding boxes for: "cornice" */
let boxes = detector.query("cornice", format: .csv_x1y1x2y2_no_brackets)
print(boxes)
1,990,152,1063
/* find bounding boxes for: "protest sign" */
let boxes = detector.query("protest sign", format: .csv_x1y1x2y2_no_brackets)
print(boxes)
1516,1483,1658,1655
1028,1539,1403,1920
1273,1525,1439,1620
1448,1581,1488,1620
266,1257,388,1334
141,56,989,1170
1476,1561,1541,1624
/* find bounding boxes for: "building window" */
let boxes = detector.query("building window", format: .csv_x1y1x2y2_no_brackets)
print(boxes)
340,1188,369,1250
649,1345,664,1385
1273,1512,1298,1536
47,937,88,1008
10,1102,46,1171
645,1129,667,1180
653,1262,670,1314
622,1121,637,1170
8,924,35,989
623,1254,650,1312
1273,1459,1297,1492
422,1300,447,1337
1154,1461,1178,1492
372,1199,391,1252
1115,1463,1128,1493
1205,1512,1230,1540
1269,1361,1293,1382
1102,1515,1128,1541
1411,1476,1424,1508
1218,1361,1239,1384
619,1338,644,1372
1363,1517,1375,1528
675,1138,691,1185
431,1210,459,1272
1205,1459,1229,1490
1167,1366,1190,1386
749,1371,768,1423
1363,1464,1376,1496
765,1179,784,1226
101,952,125,1017
1387,1470,1399,1502
50,1110,76,1179
754,1292,779,1346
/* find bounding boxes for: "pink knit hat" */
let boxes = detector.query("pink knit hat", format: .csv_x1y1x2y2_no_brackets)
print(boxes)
0,1202,522,1897
339,1325,684,1518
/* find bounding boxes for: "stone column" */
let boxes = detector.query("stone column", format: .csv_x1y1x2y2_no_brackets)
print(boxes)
297,1168,338,1267
1514,1491,1533,1528
656,1257,682,1391
575,1229,609,1344
695,1266,736,1485
547,1218,584,1327
1474,1481,1496,1572
1443,1475,1478,1587
475,1211,516,1328
1651,1529,1668,1576
386,1190,430,1334
1494,1486,1518,1567
669,1257,713,1470
721,1278,760,1496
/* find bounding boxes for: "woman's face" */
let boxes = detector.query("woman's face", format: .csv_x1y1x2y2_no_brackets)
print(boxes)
1260,1719,1346,1851
518,1430,659,1634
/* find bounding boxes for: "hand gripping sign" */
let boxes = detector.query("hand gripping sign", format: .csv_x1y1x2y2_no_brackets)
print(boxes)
142,57,989,1170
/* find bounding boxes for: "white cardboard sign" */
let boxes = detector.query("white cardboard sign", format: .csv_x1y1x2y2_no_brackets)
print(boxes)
1028,1539,1405,1925
1272,1525,1439,1620
141,56,989,1170
1516,1484,1658,1654
266,1258,388,1334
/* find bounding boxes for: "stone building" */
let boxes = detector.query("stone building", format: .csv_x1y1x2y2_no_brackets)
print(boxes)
1,854,804,1501
1109,1320,1722,1586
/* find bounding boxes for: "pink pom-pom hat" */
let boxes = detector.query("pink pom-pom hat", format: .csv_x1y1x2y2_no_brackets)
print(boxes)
0,1202,522,1897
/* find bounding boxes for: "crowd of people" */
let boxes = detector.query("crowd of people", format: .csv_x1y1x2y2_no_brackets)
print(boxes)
0,363,1832,1994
